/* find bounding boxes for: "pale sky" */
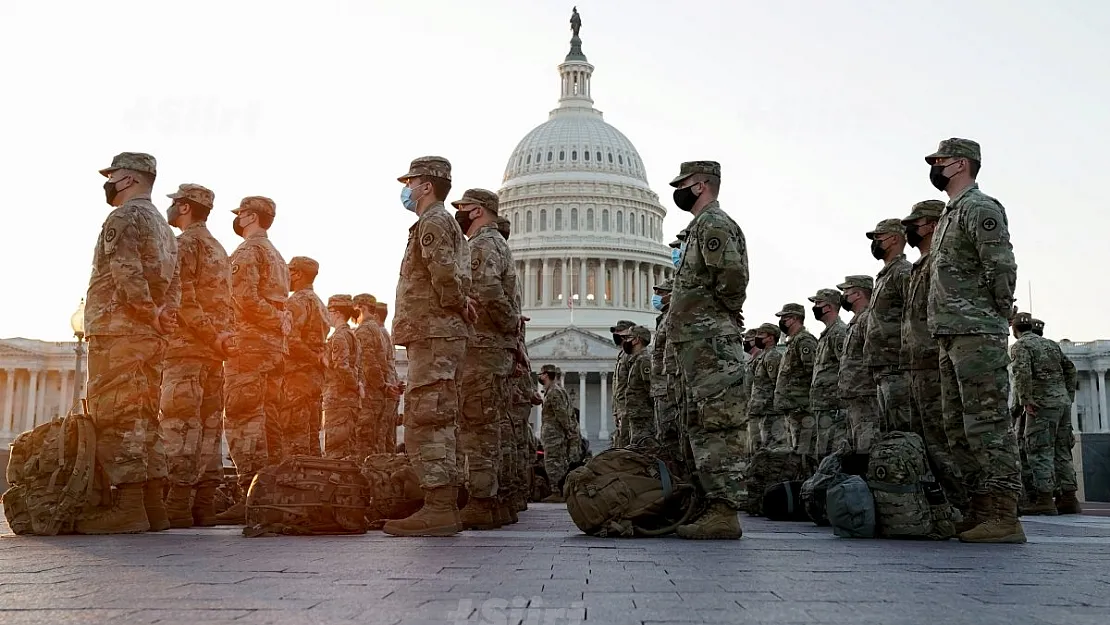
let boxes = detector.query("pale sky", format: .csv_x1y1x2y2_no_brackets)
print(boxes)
2,0,1107,343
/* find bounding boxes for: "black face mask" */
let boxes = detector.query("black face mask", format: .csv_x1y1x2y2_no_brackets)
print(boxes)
929,163,952,192
778,319,790,334
454,209,476,235
743,341,755,354
103,180,121,206
870,239,885,260
672,184,699,212
753,338,766,350
233,215,245,238
841,297,853,312
906,225,924,248
812,305,826,321
612,334,624,347
621,341,635,354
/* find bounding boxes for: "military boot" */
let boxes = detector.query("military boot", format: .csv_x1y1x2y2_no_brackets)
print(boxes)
955,493,991,534
164,484,195,528
144,478,171,531
459,497,501,530
191,481,220,526
383,487,460,537
541,493,565,503
958,493,1027,544
214,477,251,525
1056,490,1082,515
514,493,528,513
504,499,519,525
1025,491,1058,516
676,500,743,540
75,483,150,535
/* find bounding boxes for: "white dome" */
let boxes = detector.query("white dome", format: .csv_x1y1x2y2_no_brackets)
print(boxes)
502,112,649,184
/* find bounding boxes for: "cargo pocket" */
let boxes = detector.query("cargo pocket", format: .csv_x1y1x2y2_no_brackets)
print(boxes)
225,375,264,422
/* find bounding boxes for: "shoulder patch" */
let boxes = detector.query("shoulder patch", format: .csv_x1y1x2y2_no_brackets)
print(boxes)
231,263,240,274
470,258,480,271
802,346,811,355
105,227,117,243
981,217,998,232
420,232,435,247
706,237,721,252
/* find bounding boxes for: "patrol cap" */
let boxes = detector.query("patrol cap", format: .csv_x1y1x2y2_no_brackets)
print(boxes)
328,294,354,310
669,161,721,187
609,319,635,333
630,325,652,345
743,328,759,340
539,364,562,377
231,196,276,217
653,279,673,293
808,288,842,306
495,215,511,239
451,188,499,214
166,183,214,210
757,322,781,339
99,152,157,178
902,200,946,225
866,218,905,240
837,275,874,292
669,239,682,249
353,293,377,309
398,156,452,183
676,229,688,241
1012,311,1034,327
774,303,806,318
288,256,319,276
925,138,981,165
374,301,388,313
1032,318,1045,331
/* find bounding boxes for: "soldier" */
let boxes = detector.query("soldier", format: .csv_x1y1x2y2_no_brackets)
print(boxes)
651,280,682,466
494,212,526,517
160,183,233,528
669,234,684,269
216,196,290,524
282,256,329,458
353,293,389,455
77,152,180,535
741,329,762,454
773,303,818,461
1031,318,1045,336
452,188,520,529
749,323,786,450
1010,312,1080,515
510,323,544,513
926,137,1023,543
609,319,635,447
373,300,403,450
900,200,970,514
322,295,360,458
384,156,473,537
837,275,877,460
619,325,656,445
864,219,913,433
538,364,578,502
666,160,749,540
808,288,849,460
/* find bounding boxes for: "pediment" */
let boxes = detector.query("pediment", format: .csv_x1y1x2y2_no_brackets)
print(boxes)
526,326,619,360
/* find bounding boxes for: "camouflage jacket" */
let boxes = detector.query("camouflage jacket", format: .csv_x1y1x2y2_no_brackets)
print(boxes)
838,309,874,398
393,202,471,345
810,318,848,411
928,183,1017,336
624,349,655,424
467,224,520,349
229,231,289,354
355,320,388,400
323,325,360,410
901,252,939,370
749,344,784,416
774,329,818,414
541,385,576,436
864,255,911,369
377,324,398,386
612,351,630,418
85,195,181,337
1010,334,1077,409
665,202,748,343
286,286,329,374
166,222,230,361
651,309,669,398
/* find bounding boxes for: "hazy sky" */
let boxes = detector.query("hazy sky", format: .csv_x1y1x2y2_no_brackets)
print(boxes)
2,0,1107,343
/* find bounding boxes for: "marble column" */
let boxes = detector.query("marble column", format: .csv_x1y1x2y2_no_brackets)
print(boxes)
541,258,550,306
599,372,610,440
599,258,608,306
2,369,14,432
616,260,625,308
579,372,587,437
561,258,570,306
35,369,48,428
23,369,39,434
1100,369,1109,432
579,257,588,306
526,259,535,305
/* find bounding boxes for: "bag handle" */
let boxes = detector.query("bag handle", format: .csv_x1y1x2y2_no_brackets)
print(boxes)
633,487,698,537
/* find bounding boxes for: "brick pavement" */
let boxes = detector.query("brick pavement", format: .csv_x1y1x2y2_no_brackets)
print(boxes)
2,503,1109,625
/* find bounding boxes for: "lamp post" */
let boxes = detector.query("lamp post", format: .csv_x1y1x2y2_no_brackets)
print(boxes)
69,299,86,406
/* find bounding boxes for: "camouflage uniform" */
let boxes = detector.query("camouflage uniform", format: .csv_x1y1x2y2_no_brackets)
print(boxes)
392,157,471,491
160,184,231,489
225,197,289,489
665,161,750,510
539,366,578,491
621,325,657,444
375,302,401,452
749,325,786,450
772,304,818,458
281,257,329,458
510,336,540,505
807,289,849,459
354,294,390,455
864,219,913,433
323,295,360,458
740,330,761,453
609,320,634,447
652,280,682,458
837,275,880,454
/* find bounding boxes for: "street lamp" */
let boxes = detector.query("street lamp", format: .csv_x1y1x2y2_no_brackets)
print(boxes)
69,299,86,404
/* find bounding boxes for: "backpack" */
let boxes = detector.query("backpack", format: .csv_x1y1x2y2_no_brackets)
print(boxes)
744,449,809,516
827,476,876,538
801,449,853,526
564,448,696,537
3,401,98,536
866,432,955,540
360,453,424,528
243,456,369,536
762,481,809,522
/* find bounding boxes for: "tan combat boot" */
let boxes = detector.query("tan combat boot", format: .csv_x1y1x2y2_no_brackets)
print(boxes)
459,497,501,530
191,481,220,527
958,493,1027,544
164,484,195,528
383,487,460,537
955,493,990,534
1024,491,1058,516
514,493,528,513
1056,490,1082,515
145,478,171,531
541,494,565,503
75,483,150,535
676,500,743,540
214,476,251,525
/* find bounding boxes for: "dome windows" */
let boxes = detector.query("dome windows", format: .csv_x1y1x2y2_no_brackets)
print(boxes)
596,151,602,162
618,154,624,165
526,211,533,233
559,151,565,161
602,209,610,231
587,208,594,230
547,151,552,162
571,150,577,161
608,152,613,163
583,150,590,161
526,154,532,165
616,210,623,233
540,209,548,231
571,207,578,230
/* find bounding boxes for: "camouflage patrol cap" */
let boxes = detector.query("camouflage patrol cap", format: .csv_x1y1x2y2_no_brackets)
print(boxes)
757,322,781,339
628,325,652,345
866,218,905,240
539,364,562,377
327,294,354,310
609,319,635,333
495,215,511,239
668,239,682,249
1032,318,1045,331
451,188,499,214
398,156,452,183
902,200,946,224
925,138,982,165
99,152,157,177
669,161,721,187
774,303,806,318
231,196,276,217
676,229,689,241
374,301,388,313
166,183,214,209
743,328,759,340
1012,312,1034,327
653,279,673,293
808,288,842,306
288,256,319,276
837,275,874,292
353,293,377,309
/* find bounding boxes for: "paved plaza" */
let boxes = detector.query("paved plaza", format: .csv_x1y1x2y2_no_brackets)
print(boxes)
2,504,1109,625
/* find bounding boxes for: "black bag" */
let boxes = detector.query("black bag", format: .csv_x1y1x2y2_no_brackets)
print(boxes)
762,481,809,522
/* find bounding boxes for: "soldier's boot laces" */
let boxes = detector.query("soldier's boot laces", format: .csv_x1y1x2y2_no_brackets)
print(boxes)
1025,491,1059,516
676,500,743,540
144,478,171,532
459,497,501,531
1056,490,1082,515
75,482,150,535
954,493,991,534
191,481,220,527
164,484,195,528
958,493,1027,544
383,487,460,537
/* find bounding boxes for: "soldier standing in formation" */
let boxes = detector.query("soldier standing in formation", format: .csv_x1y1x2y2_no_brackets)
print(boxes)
808,289,848,459
651,280,682,464
620,325,656,445
373,300,402,450
864,219,913,433
538,364,578,502
837,275,876,459
740,329,762,453
773,303,818,461
749,323,784,450
608,319,634,447
354,293,389,455
161,183,232,528
322,295,361,458
283,256,329,457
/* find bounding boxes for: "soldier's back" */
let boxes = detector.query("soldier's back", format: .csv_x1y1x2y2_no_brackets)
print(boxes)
229,233,289,353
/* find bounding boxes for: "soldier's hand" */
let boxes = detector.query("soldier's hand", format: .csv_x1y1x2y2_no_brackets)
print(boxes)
464,297,479,324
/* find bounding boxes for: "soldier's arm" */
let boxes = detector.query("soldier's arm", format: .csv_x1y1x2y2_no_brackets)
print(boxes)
420,220,467,314
1010,341,1034,407
174,237,217,346
286,297,315,363
164,236,182,316
332,335,359,391
772,352,789,412
800,335,818,376
358,330,387,391
232,247,283,332
703,227,749,313
105,213,158,325
965,202,1017,317
1061,350,1078,404
471,243,519,334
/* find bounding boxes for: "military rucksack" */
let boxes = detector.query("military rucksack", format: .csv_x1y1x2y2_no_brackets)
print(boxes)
827,475,876,538
243,456,370,536
762,481,809,522
360,453,424,528
564,448,696,537
3,401,99,536
744,449,809,516
801,448,854,526
866,431,955,540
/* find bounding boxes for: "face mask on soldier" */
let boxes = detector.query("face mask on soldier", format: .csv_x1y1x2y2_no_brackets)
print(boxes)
870,238,885,260
841,295,853,312
621,340,636,355
651,294,664,311
612,333,624,347
103,176,131,206
672,182,700,212
233,212,248,238
811,305,826,321
930,161,958,192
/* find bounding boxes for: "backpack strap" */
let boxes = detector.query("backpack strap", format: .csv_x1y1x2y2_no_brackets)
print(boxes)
656,459,673,500
869,481,922,494
784,481,794,515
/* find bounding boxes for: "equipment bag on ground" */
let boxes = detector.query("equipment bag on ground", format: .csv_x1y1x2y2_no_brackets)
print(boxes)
801,448,854,526
763,480,810,522
745,449,810,516
866,431,956,540
244,456,369,536
826,475,876,538
360,453,425,527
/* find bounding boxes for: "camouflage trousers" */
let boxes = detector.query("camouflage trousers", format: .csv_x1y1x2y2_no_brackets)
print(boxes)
541,423,578,493
938,334,1022,496
755,412,789,451
224,352,283,487
674,335,750,509
874,367,913,433
498,402,516,503
511,402,533,500
403,337,466,490
654,384,683,457
610,409,629,448
357,396,388,457
87,335,167,486
907,367,970,510
845,394,881,454
159,357,224,487
279,367,323,459
786,410,818,460
1023,404,1077,494
814,408,849,460
322,403,358,459
458,347,511,499
626,406,657,446
380,396,400,453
